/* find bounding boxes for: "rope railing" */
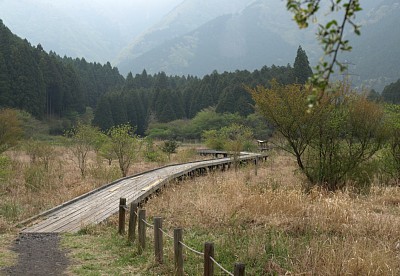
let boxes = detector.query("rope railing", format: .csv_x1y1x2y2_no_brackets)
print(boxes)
210,256,234,276
118,199,245,276
159,227,174,240
112,153,269,274
141,218,154,228
180,241,204,256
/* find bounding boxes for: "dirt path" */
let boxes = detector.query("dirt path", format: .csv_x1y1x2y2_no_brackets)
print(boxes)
1,233,69,276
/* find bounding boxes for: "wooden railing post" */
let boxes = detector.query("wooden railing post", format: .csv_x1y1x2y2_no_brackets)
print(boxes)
118,198,126,235
204,242,214,276
174,228,183,276
234,263,245,276
254,156,258,176
138,209,146,254
154,217,163,264
128,201,138,243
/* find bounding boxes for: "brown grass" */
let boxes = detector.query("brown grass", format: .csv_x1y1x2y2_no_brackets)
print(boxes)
0,144,201,233
3,145,400,274
143,151,400,275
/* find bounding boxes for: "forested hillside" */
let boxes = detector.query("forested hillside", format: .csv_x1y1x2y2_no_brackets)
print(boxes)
0,19,314,137
0,20,123,123
93,46,312,136
381,79,400,104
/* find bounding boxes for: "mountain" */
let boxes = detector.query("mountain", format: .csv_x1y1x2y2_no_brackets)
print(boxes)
116,0,256,72
1,0,398,91
117,0,399,91
118,2,298,76
345,0,400,91
0,0,181,63
0,19,123,125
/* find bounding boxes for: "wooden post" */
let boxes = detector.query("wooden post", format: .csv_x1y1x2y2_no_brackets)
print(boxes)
118,198,126,235
254,156,258,176
138,209,146,254
234,263,245,276
174,228,183,276
128,201,138,243
154,217,163,263
204,242,214,276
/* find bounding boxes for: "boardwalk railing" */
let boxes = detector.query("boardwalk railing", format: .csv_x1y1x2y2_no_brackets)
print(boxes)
118,200,245,276
110,153,268,275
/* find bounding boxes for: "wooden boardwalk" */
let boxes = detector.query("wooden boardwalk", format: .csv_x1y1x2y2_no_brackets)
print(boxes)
21,153,265,233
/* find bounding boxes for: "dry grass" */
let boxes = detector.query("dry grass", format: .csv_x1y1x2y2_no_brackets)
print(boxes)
0,143,201,271
0,144,201,232
3,145,400,274
142,151,400,275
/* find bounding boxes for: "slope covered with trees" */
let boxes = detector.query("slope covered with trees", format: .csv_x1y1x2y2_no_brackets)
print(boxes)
0,19,315,138
0,20,123,123
93,53,312,136
381,79,400,104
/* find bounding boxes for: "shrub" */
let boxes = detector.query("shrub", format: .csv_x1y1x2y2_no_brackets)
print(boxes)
250,81,387,191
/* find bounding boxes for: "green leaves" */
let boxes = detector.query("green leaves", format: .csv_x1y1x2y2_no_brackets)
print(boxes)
250,81,386,191
286,0,362,93
108,124,142,177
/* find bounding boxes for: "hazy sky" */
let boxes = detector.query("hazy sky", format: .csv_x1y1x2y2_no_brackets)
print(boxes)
0,0,185,62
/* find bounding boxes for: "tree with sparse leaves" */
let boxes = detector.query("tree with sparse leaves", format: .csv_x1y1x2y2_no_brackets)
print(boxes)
108,124,142,177
66,123,102,177
250,81,386,191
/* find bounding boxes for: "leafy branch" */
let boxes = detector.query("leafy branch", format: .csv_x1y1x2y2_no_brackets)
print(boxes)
286,0,362,102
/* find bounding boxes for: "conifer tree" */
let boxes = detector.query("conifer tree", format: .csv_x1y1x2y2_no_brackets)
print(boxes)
93,96,114,131
293,45,313,84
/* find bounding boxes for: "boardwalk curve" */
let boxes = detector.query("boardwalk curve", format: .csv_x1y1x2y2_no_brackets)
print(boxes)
20,152,265,233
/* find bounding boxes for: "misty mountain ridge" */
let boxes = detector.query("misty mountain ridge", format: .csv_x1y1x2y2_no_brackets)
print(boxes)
0,0,399,91
115,0,256,66
117,0,400,91
0,0,181,63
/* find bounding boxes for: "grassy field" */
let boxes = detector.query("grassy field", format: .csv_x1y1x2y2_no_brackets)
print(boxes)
2,146,400,275
62,152,400,275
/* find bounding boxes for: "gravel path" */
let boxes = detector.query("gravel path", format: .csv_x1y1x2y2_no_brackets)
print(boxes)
1,233,69,276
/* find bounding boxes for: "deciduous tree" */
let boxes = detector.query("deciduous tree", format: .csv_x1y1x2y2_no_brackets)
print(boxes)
250,81,386,191
108,124,142,177
66,123,102,177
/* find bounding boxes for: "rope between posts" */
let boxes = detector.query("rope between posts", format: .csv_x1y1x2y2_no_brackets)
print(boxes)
142,218,154,228
159,228,173,239
210,256,234,276
179,241,204,256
